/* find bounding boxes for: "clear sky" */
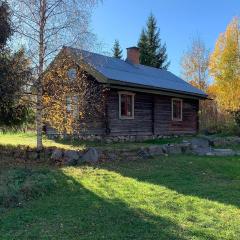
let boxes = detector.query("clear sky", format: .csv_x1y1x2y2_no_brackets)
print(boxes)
91,0,239,76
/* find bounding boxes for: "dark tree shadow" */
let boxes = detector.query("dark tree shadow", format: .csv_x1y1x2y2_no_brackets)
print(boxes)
98,155,240,208
0,168,217,240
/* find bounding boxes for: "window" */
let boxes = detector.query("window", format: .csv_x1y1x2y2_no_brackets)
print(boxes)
66,96,79,118
172,98,182,121
118,92,135,119
66,96,72,112
67,68,77,81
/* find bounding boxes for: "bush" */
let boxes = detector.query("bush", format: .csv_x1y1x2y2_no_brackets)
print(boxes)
199,100,240,136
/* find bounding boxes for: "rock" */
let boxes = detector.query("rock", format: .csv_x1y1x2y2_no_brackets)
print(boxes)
179,143,192,154
161,145,169,154
167,144,182,155
212,148,235,156
82,148,99,163
235,151,240,156
51,149,63,161
147,146,164,156
137,148,151,159
192,147,211,156
64,150,80,166
211,138,226,147
190,138,210,149
206,152,216,156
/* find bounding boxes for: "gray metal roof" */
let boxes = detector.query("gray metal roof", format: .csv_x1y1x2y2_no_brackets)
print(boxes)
67,47,207,98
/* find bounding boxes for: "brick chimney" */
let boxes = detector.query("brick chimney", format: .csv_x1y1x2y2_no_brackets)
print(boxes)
126,47,140,64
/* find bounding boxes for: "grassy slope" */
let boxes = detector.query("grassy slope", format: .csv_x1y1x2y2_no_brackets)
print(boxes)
1,155,240,240
0,132,85,150
0,132,185,150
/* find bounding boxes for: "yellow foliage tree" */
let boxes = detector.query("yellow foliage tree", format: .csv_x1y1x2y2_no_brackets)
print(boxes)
43,51,107,136
209,17,240,115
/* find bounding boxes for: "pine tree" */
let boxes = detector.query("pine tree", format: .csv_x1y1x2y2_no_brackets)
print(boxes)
138,29,149,65
138,13,170,69
112,40,123,59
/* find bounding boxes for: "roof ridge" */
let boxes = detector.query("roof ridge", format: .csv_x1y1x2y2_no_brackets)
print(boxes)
66,46,173,73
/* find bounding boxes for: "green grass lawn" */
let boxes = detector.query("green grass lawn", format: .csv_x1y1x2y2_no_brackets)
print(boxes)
1,155,240,239
0,131,86,150
0,131,186,150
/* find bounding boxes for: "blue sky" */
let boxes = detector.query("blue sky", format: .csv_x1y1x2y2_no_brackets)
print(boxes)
91,0,239,76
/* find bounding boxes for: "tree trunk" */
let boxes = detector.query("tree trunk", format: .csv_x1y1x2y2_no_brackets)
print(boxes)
36,0,46,150
36,86,43,150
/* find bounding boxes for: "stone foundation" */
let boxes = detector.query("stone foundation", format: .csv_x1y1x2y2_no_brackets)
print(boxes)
47,133,187,143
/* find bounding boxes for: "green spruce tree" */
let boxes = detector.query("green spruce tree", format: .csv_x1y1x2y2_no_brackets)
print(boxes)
138,13,170,69
112,39,123,59
138,29,149,65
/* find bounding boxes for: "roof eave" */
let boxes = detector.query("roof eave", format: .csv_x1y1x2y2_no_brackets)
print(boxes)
107,79,208,99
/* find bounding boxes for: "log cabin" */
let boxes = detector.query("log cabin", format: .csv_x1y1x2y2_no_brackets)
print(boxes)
45,46,208,141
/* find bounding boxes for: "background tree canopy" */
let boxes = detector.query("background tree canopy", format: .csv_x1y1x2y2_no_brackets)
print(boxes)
0,1,32,128
0,0,12,50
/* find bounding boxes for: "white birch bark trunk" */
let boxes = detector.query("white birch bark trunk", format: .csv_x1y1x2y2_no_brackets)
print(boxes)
36,0,46,150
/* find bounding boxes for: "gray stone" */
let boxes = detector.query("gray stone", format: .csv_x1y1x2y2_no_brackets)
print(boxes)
206,152,216,156
64,150,80,166
161,144,169,154
51,149,63,161
167,144,182,155
82,148,99,163
179,143,192,154
192,147,212,156
191,138,210,149
147,146,164,156
235,151,240,156
212,148,235,156
137,148,151,159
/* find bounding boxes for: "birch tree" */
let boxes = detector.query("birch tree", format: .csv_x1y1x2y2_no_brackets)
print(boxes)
181,38,209,91
181,38,212,131
11,0,99,149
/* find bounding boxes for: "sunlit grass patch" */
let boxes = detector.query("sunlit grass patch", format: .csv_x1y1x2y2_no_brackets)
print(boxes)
0,131,86,150
1,155,240,239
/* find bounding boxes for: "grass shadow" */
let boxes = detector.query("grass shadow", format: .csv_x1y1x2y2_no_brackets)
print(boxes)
0,167,213,240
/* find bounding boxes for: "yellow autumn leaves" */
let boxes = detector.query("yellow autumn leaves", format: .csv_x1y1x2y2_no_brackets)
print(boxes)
209,17,240,112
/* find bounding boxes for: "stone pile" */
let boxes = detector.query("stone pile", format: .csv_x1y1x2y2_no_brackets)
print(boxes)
0,136,239,165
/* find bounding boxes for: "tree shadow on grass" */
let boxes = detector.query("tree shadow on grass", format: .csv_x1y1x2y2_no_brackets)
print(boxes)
0,168,216,240
99,155,240,208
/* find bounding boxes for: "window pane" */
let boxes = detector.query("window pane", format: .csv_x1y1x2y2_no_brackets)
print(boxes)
72,96,79,117
120,94,133,117
173,100,182,120
68,68,77,80
121,95,126,116
66,96,71,111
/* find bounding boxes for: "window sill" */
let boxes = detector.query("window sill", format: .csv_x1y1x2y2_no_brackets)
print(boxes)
172,118,182,122
119,116,135,120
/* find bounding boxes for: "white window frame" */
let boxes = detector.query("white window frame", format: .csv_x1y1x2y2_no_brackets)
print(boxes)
66,96,72,112
118,91,135,120
66,95,79,119
172,98,183,121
